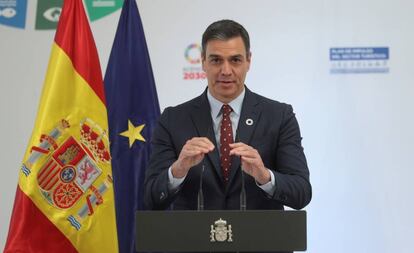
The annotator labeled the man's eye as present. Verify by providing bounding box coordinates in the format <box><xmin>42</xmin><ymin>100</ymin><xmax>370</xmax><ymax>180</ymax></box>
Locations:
<box><xmin>210</xmin><ymin>58</ymin><xmax>221</xmax><ymax>63</ymax></box>
<box><xmin>232</xmin><ymin>58</ymin><xmax>242</xmax><ymax>63</ymax></box>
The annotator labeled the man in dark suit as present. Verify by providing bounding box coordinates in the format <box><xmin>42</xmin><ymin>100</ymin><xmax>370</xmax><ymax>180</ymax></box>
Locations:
<box><xmin>144</xmin><ymin>20</ymin><xmax>311</xmax><ymax>212</ymax></box>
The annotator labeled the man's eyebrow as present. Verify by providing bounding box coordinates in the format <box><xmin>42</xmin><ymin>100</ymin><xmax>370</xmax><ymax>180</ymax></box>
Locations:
<box><xmin>208</xmin><ymin>54</ymin><xmax>244</xmax><ymax>58</ymax></box>
<box><xmin>230</xmin><ymin>54</ymin><xmax>243</xmax><ymax>58</ymax></box>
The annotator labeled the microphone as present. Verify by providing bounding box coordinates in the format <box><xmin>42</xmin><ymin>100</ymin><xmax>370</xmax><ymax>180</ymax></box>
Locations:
<box><xmin>197</xmin><ymin>126</ymin><xmax>212</xmax><ymax>211</ymax></box>
<box><xmin>240</xmin><ymin>161</ymin><xmax>247</xmax><ymax>211</ymax></box>
<box><xmin>197</xmin><ymin>163</ymin><xmax>205</xmax><ymax>211</ymax></box>
<box><xmin>234</xmin><ymin>136</ymin><xmax>247</xmax><ymax>211</ymax></box>
<box><xmin>197</xmin><ymin>127</ymin><xmax>214</xmax><ymax>211</ymax></box>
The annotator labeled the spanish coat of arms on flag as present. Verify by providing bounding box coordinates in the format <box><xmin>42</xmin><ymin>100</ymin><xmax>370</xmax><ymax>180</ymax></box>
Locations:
<box><xmin>4</xmin><ymin>1</ymin><xmax>119</xmax><ymax>252</ymax></box>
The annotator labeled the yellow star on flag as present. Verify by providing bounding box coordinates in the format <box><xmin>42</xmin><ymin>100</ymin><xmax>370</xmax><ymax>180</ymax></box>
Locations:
<box><xmin>120</xmin><ymin>120</ymin><xmax>146</xmax><ymax>147</ymax></box>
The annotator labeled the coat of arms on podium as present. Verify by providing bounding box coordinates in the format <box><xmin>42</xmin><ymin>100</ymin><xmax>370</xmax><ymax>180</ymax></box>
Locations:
<box><xmin>210</xmin><ymin>218</ymin><xmax>233</xmax><ymax>242</ymax></box>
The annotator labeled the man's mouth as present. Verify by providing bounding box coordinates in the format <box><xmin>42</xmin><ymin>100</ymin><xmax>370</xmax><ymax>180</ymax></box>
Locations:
<box><xmin>217</xmin><ymin>80</ymin><xmax>234</xmax><ymax>84</ymax></box>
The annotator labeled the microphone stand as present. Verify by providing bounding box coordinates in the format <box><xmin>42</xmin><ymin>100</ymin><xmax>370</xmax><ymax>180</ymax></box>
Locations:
<box><xmin>240</xmin><ymin>162</ymin><xmax>247</xmax><ymax>211</ymax></box>
<box><xmin>197</xmin><ymin>163</ymin><xmax>205</xmax><ymax>211</ymax></box>
<box><xmin>198</xmin><ymin>126</ymin><xmax>212</xmax><ymax>211</ymax></box>
<box><xmin>234</xmin><ymin>135</ymin><xmax>247</xmax><ymax>211</ymax></box>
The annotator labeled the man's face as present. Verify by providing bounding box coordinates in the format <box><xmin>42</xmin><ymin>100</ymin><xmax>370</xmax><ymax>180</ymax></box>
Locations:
<box><xmin>202</xmin><ymin>36</ymin><xmax>251</xmax><ymax>103</ymax></box>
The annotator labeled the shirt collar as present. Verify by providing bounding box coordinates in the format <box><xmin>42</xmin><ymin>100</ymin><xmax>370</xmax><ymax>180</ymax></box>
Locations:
<box><xmin>207</xmin><ymin>87</ymin><xmax>245</xmax><ymax>119</ymax></box>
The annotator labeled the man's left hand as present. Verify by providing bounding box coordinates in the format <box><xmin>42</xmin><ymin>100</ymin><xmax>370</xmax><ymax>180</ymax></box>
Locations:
<box><xmin>229</xmin><ymin>142</ymin><xmax>270</xmax><ymax>185</ymax></box>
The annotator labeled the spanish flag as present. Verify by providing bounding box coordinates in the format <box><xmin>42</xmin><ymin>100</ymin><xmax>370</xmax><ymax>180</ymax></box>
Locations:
<box><xmin>4</xmin><ymin>1</ymin><xmax>118</xmax><ymax>252</ymax></box>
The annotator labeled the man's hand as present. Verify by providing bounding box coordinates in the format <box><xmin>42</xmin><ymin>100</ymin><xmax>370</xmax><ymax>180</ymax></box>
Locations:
<box><xmin>171</xmin><ymin>137</ymin><xmax>215</xmax><ymax>178</ymax></box>
<box><xmin>229</xmin><ymin>142</ymin><xmax>270</xmax><ymax>185</ymax></box>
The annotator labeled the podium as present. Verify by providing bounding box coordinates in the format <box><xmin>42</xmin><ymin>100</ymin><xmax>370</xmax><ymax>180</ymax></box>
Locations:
<box><xmin>136</xmin><ymin>210</ymin><xmax>306</xmax><ymax>252</ymax></box>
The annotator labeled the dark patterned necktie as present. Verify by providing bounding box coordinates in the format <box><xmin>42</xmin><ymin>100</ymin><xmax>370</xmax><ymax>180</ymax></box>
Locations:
<box><xmin>220</xmin><ymin>104</ymin><xmax>233</xmax><ymax>183</ymax></box>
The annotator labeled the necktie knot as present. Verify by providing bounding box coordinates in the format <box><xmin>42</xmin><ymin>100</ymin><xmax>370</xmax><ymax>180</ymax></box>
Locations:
<box><xmin>222</xmin><ymin>104</ymin><xmax>233</xmax><ymax>115</ymax></box>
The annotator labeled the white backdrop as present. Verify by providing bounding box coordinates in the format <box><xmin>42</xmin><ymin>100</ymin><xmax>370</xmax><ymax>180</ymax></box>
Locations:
<box><xmin>1</xmin><ymin>1</ymin><xmax>414</xmax><ymax>252</ymax></box>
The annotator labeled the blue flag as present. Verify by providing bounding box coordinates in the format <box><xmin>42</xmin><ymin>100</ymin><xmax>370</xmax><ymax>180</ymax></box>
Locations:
<box><xmin>104</xmin><ymin>0</ymin><xmax>160</xmax><ymax>252</ymax></box>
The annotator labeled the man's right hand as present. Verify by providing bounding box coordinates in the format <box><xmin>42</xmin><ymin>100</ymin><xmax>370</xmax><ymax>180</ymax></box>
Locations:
<box><xmin>171</xmin><ymin>137</ymin><xmax>215</xmax><ymax>178</ymax></box>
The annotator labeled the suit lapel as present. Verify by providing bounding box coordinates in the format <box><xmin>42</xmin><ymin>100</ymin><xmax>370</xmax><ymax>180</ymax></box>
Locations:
<box><xmin>227</xmin><ymin>88</ymin><xmax>262</xmax><ymax>189</ymax></box>
<box><xmin>190</xmin><ymin>90</ymin><xmax>222</xmax><ymax>181</ymax></box>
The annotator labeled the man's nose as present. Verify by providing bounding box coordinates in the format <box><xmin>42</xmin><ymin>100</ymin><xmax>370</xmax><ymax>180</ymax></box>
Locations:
<box><xmin>220</xmin><ymin>61</ymin><xmax>232</xmax><ymax>76</ymax></box>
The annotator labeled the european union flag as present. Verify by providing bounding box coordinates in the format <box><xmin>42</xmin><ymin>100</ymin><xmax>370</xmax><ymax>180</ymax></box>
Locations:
<box><xmin>104</xmin><ymin>0</ymin><xmax>160</xmax><ymax>252</ymax></box>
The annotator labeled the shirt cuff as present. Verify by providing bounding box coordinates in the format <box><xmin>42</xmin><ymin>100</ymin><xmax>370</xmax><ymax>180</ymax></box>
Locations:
<box><xmin>168</xmin><ymin>166</ymin><xmax>186</xmax><ymax>191</ymax></box>
<box><xmin>256</xmin><ymin>169</ymin><xmax>276</xmax><ymax>196</ymax></box>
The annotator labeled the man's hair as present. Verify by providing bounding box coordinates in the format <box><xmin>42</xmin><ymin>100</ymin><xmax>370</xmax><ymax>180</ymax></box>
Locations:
<box><xmin>201</xmin><ymin>19</ymin><xmax>250</xmax><ymax>58</ymax></box>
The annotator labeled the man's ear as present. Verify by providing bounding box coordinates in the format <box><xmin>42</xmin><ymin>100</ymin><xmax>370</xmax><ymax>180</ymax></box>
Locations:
<box><xmin>246</xmin><ymin>51</ymin><xmax>252</xmax><ymax>63</ymax></box>
<box><xmin>201</xmin><ymin>53</ymin><xmax>206</xmax><ymax>71</ymax></box>
<box><xmin>246</xmin><ymin>51</ymin><xmax>252</xmax><ymax>71</ymax></box>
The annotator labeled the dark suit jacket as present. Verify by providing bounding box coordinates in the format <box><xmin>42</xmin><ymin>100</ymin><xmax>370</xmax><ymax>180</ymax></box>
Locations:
<box><xmin>144</xmin><ymin>87</ymin><xmax>311</xmax><ymax>211</ymax></box>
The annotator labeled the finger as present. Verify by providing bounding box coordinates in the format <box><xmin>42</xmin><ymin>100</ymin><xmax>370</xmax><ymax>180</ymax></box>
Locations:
<box><xmin>183</xmin><ymin>146</ymin><xmax>210</xmax><ymax>157</ymax></box>
<box><xmin>183</xmin><ymin>149</ymin><xmax>205</xmax><ymax>155</ymax></box>
<box><xmin>189</xmin><ymin>137</ymin><xmax>215</xmax><ymax>151</ymax></box>
<box><xmin>198</xmin><ymin>137</ymin><xmax>215</xmax><ymax>147</ymax></box>
<box><xmin>231</xmin><ymin>143</ymin><xmax>254</xmax><ymax>150</ymax></box>
<box><xmin>192</xmin><ymin>137</ymin><xmax>214</xmax><ymax>146</ymax></box>
<box><xmin>240</xmin><ymin>156</ymin><xmax>258</xmax><ymax>164</ymax></box>
<box><xmin>229</xmin><ymin>146</ymin><xmax>255</xmax><ymax>156</ymax></box>
<box><xmin>229</xmin><ymin>142</ymin><xmax>247</xmax><ymax>148</ymax></box>
<box><xmin>186</xmin><ymin>139</ymin><xmax>212</xmax><ymax>150</ymax></box>
<box><xmin>186</xmin><ymin>142</ymin><xmax>214</xmax><ymax>154</ymax></box>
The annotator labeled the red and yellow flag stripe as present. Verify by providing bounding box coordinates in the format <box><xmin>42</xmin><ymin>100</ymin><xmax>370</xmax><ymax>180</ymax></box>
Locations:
<box><xmin>5</xmin><ymin>1</ymin><xmax>118</xmax><ymax>252</ymax></box>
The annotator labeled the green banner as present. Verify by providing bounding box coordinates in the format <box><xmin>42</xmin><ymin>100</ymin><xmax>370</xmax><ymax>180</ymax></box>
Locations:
<box><xmin>85</xmin><ymin>0</ymin><xmax>123</xmax><ymax>22</ymax></box>
<box><xmin>35</xmin><ymin>0</ymin><xmax>63</xmax><ymax>30</ymax></box>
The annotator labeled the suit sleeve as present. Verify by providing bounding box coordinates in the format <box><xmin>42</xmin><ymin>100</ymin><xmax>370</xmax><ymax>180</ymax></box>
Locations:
<box><xmin>270</xmin><ymin>104</ymin><xmax>312</xmax><ymax>209</ymax></box>
<box><xmin>144</xmin><ymin>107</ymin><xmax>181</xmax><ymax>210</ymax></box>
